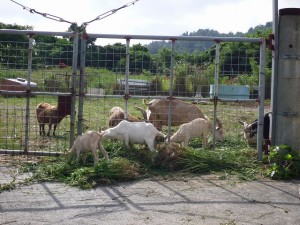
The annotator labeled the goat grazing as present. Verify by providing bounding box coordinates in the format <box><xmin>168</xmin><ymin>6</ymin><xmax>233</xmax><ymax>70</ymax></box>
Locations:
<box><xmin>68</xmin><ymin>131</ymin><xmax>109</xmax><ymax>166</ymax></box>
<box><xmin>142</xmin><ymin>99</ymin><xmax>206</xmax><ymax>131</ymax></box>
<box><xmin>36</xmin><ymin>96</ymin><xmax>71</xmax><ymax>136</ymax></box>
<box><xmin>169</xmin><ymin>116</ymin><xmax>224</xmax><ymax>147</ymax></box>
<box><xmin>108</xmin><ymin>106</ymin><xmax>141</xmax><ymax>127</ymax></box>
<box><xmin>102</xmin><ymin>120</ymin><xmax>165</xmax><ymax>152</ymax></box>
<box><xmin>239</xmin><ymin>112</ymin><xmax>272</xmax><ymax>148</ymax></box>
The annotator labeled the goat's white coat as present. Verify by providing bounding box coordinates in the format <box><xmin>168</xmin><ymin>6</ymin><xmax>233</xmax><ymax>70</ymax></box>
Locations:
<box><xmin>169</xmin><ymin>117</ymin><xmax>224</xmax><ymax>147</ymax></box>
<box><xmin>69</xmin><ymin>131</ymin><xmax>109</xmax><ymax>166</ymax></box>
<box><xmin>102</xmin><ymin>120</ymin><xmax>165</xmax><ymax>152</ymax></box>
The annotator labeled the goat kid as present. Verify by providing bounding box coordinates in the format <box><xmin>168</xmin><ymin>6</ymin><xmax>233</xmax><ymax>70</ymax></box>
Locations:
<box><xmin>69</xmin><ymin>131</ymin><xmax>109</xmax><ymax>166</ymax></box>
<box><xmin>239</xmin><ymin>112</ymin><xmax>272</xmax><ymax>149</ymax></box>
<box><xmin>102</xmin><ymin>120</ymin><xmax>165</xmax><ymax>152</ymax></box>
<box><xmin>169</xmin><ymin>116</ymin><xmax>224</xmax><ymax>147</ymax></box>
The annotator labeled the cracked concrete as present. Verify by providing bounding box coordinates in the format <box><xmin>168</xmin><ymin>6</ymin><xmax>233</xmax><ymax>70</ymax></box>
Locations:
<box><xmin>1</xmin><ymin>160</ymin><xmax>300</xmax><ymax>225</ymax></box>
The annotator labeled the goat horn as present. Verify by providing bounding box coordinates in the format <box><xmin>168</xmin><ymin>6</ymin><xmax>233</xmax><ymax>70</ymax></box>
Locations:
<box><xmin>134</xmin><ymin>106</ymin><xmax>147</xmax><ymax>121</ymax></box>
<box><xmin>143</xmin><ymin>99</ymin><xmax>151</xmax><ymax>106</ymax></box>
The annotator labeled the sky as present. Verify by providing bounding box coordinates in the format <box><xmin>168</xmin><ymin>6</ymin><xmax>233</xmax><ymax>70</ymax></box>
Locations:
<box><xmin>1</xmin><ymin>0</ymin><xmax>300</xmax><ymax>44</ymax></box>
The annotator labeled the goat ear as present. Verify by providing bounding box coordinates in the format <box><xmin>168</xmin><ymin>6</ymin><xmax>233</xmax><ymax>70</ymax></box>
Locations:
<box><xmin>216</xmin><ymin>117</ymin><xmax>222</xmax><ymax>128</ymax></box>
<box><xmin>99</xmin><ymin>127</ymin><xmax>105</xmax><ymax>132</ymax></box>
<box><xmin>239</xmin><ymin>121</ymin><xmax>245</xmax><ymax>125</ymax></box>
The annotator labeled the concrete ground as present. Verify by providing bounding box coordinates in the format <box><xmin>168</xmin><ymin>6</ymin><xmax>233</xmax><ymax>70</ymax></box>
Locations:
<box><xmin>1</xmin><ymin>161</ymin><xmax>300</xmax><ymax>225</ymax></box>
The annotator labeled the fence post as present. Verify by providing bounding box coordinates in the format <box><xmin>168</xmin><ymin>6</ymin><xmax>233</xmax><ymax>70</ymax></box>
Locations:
<box><xmin>257</xmin><ymin>38</ymin><xmax>266</xmax><ymax>161</ymax></box>
<box><xmin>124</xmin><ymin>38</ymin><xmax>130</xmax><ymax>118</ymax></box>
<box><xmin>77</xmin><ymin>33</ymin><xmax>87</xmax><ymax>136</ymax></box>
<box><xmin>24</xmin><ymin>35</ymin><xmax>34</xmax><ymax>152</ymax></box>
<box><xmin>70</xmin><ymin>31</ymin><xmax>79</xmax><ymax>147</ymax></box>
<box><xmin>167</xmin><ymin>39</ymin><xmax>176</xmax><ymax>142</ymax></box>
<box><xmin>212</xmin><ymin>42</ymin><xmax>221</xmax><ymax>150</ymax></box>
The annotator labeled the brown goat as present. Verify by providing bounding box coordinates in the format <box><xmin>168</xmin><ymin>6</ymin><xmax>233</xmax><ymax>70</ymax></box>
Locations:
<box><xmin>108</xmin><ymin>106</ymin><xmax>142</xmax><ymax>127</ymax></box>
<box><xmin>142</xmin><ymin>99</ymin><xmax>206</xmax><ymax>131</ymax></box>
<box><xmin>36</xmin><ymin>99</ymin><xmax>71</xmax><ymax>136</ymax></box>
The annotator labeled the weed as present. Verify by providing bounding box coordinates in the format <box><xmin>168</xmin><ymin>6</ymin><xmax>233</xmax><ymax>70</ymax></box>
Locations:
<box><xmin>266</xmin><ymin>145</ymin><xmax>300</xmax><ymax>179</ymax></box>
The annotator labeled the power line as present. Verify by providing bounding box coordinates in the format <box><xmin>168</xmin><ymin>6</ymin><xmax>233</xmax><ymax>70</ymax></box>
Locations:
<box><xmin>10</xmin><ymin>0</ymin><xmax>74</xmax><ymax>24</ymax></box>
<box><xmin>83</xmin><ymin>0</ymin><xmax>139</xmax><ymax>26</ymax></box>
<box><xmin>10</xmin><ymin>0</ymin><xmax>140</xmax><ymax>29</ymax></box>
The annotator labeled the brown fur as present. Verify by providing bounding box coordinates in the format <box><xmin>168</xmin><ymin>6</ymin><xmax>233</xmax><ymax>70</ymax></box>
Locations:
<box><xmin>36</xmin><ymin>102</ymin><xmax>69</xmax><ymax>136</ymax></box>
<box><xmin>108</xmin><ymin>107</ymin><xmax>140</xmax><ymax>127</ymax></box>
<box><xmin>144</xmin><ymin>99</ymin><xmax>206</xmax><ymax>130</ymax></box>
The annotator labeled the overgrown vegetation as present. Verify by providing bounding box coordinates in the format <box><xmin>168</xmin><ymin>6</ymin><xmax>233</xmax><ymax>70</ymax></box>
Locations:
<box><xmin>266</xmin><ymin>145</ymin><xmax>300</xmax><ymax>179</ymax></box>
<box><xmin>0</xmin><ymin>139</ymin><xmax>261</xmax><ymax>192</ymax></box>
<box><xmin>2</xmin><ymin>141</ymin><xmax>299</xmax><ymax>193</ymax></box>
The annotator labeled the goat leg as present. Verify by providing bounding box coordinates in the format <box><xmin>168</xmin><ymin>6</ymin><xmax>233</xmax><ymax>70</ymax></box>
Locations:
<box><xmin>40</xmin><ymin>124</ymin><xmax>46</xmax><ymax>136</ymax></box>
<box><xmin>47</xmin><ymin>124</ymin><xmax>52</xmax><ymax>136</ymax></box>
<box><xmin>53</xmin><ymin>124</ymin><xmax>57</xmax><ymax>136</ymax></box>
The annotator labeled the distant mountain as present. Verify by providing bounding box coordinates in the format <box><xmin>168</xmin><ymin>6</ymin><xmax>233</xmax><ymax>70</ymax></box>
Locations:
<box><xmin>147</xmin><ymin>22</ymin><xmax>272</xmax><ymax>54</ymax></box>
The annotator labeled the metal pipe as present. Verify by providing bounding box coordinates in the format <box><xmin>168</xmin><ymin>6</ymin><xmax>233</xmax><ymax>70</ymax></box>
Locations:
<box><xmin>88</xmin><ymin>33</ymin><xmax>262</xmax><ymax>43</ymax></box>
<box><xmin>24</xmin><ymin>36</ymin><xmax>33</xmax><ymax>153</ymax></box>
<box><xmin>257</xmin><ymin>38</ymin><xmax>266</xmax><ymax>161</ymax></box>
<box><xmin>212</xmin><ymin>42</ymin><xmax>221</xmax><ymax>149</ymax></box>
<box><xmin>70</xmin><ymin>31</ymin><xmax>79</xmax><ymax>147</ymax></box>
<box><xmin>0</xmin><ymin>29</ymin><xmax>263</xmax><ymax>43</ymax></box>
<box><xmin>0</xmin><ymin>149</ymin><xmax>61</xmax><ymax>157</ymax></box>
<box><xmin>167</xmin><ymin>40</ymin><xmax>176</xmax><ymax>143</ymax></box>
<box><xmin>0</xmin><ymin>29</ymin><xmax>73</xmax><ymax>36</ymax></box>
<box><xmin>270</xmin><ymin>0</ymin><xmax>279</xmax><ymax>145</ymax></box>
<box><xmin>77</xmin><ymin>35</ymin><xmax>87</xmax><ymax>135</ymax></box>
<box><xmin>124</xmin><ymin>38</ymin><xmax>130</xmax><ymax>119</ymax></box>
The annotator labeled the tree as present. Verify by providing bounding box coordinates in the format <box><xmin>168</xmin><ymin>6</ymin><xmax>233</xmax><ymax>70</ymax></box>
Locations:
<box><xmin>0</xmin><ymin>23</ymin><xmax>33</xmax><ymax>69</ymax></box>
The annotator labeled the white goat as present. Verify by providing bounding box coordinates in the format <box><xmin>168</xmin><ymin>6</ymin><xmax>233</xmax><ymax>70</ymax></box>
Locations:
<box><xmin>69</xmin><ymin>131</ymin><xmax>109</xmax><ymax>166</ymax></box>
<box><xmin>169</xmin><ymin>116</ymin><xmax>224</xmax><ymax>147</ymax></box>
<box><xmin>102</xmin><ymin>120</ymin><xmax>165</xmax><ymax>152</ymax></box>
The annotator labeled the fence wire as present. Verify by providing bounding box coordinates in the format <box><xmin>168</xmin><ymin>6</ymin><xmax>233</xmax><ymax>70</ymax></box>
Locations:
<box><xmin>0</xmin><ymin>30</ymin><xmax>266</xmax><ymax>159</ymax></box>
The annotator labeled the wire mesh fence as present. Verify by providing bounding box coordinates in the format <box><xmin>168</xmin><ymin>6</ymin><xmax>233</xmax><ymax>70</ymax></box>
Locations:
<box><xmin>0</xmin><ymin>30</ymin><xmax>266</xmax><ymax>157</ymax></box>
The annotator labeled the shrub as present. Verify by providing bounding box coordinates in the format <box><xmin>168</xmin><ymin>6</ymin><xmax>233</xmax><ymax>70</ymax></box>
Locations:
<box><xmin>267</xmin><ymin>145</ymin><xmax>300</xmax><ymax>179</ymax></box>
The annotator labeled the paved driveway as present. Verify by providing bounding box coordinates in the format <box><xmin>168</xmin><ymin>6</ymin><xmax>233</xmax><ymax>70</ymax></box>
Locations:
<box><xmin>1</xmin><ymin>162</ymin><xmax>300</xmax><ymax>225</ymax></box>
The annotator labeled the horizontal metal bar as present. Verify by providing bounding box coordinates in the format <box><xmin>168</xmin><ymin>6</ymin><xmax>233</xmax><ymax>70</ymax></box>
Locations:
<box><xmin>277</xmin><ymin>112</ymin><xmax>300</xmax><ymax>117</ymax></box>
<box><xmin>0</xmin><ymin>149</ymin><xmax>62</xmax><ymax>156</ymax></box>
<box><xmin>87</xmin><ymin>33</ymin><xmax>262</xmax><ymax>43</ymax></box>
<box><xmin>32</xmin><ymin>92</ymin><xmax>72</xmax><ymax>96</ymax></box>
<box><xmin>84</xmin><ymin>94</ymin><xmax>258</xmax><ymax>103</ymax></box>
<box><xmin>0</xmin><ymin>29</ymin><xmax>262</xmax><ymax>43</ymax></box>
<box><xmin>0</xmin><ymin>29</ymin><xmax>73</xmax><ymax>37</ymax></box>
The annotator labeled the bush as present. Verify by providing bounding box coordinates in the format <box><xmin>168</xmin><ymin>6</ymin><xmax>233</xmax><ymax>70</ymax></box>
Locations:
<box><xmin>267</xmin><ymin>145</ymin><xmax>300</xmax><ymax>179</ymax></box>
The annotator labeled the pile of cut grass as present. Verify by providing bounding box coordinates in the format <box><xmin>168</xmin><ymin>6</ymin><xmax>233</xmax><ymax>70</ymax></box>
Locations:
<box><xmin>7</xmin><ymin>140</ymin><xmax>264</xmax><ymax>191</ymax></box>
